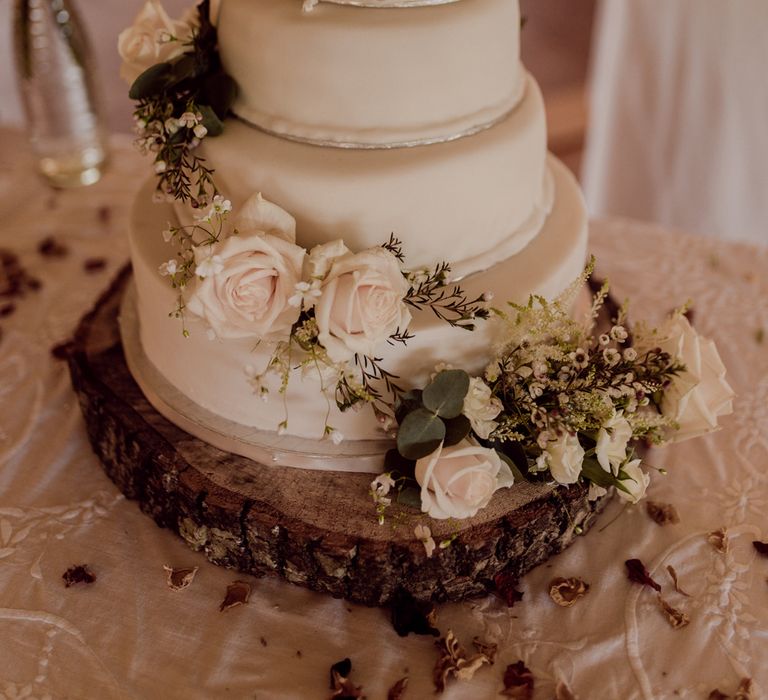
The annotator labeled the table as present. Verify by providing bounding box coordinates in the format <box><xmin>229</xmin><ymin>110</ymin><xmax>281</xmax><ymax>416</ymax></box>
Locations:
<box><xmin>0</xmin><ymin>130</ymin><xmax>766</xmax><ymax>699</ymax></box>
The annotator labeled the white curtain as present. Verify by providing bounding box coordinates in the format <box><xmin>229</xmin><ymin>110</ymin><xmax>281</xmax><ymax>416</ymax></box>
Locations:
<box><xmin>582</xmin><ymin>0</ymin><xmax>768</xmax><ymax>246</ymax></box>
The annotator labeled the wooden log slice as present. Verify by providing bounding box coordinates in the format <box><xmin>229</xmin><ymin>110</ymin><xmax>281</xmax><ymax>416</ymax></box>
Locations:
<box><xmin>67</xmin><ymin>267</ymin><xmax>611</xmax><ymax>606</ymax></box>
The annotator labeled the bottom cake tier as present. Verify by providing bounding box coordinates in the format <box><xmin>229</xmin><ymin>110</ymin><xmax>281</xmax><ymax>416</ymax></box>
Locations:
<box><xmin>68</xmin><ymin>269</ymin><xmax>611</xmax><ymax>606</ymax></box>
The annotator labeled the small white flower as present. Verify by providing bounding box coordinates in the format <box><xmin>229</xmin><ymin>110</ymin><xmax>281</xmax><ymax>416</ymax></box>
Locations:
<box><xmin>599</xmin><ymin>334</ymin><xmax>611</xmax><ymax>346</ymax></box>
<box><xmin>533</xmin><ymin>451</ymin><xmax>549</xmax><ymax>472</ymax></box>
<box><xmin>623</xmin><ymin>347</ymin><xmax>638</xmax><ymax>362</ymax></box>
<box><xmin>569</xmin><ymin>348</ymin><xmax>589</xmax><ymax>369</ymax></box>
<box><xmin>154</xmin><ymin>160</ymin><xmax>167</xmax><ymax>173</ymax></box>
<box><xmin>596</xmin><ymin>410</ymin><xmax>632</xmax><ymax>475</ymax></box>
<box><xmin>178</xmin><ymin>111</ymin><xmax>199</xmax><ymax>128</ymax></box>
<box><xmin>463</xmin><ymin>376</ymin><xmax>503</xmax><ymax>440</ymax></box>
<box><xmin>617</xmin><ymin>459</ymin><xmax>650</xmax><ymax>503</ymax></box>
<box><xmin>288</xmin><ymin>280</ymin><xmax>322</xmax><ymax>309</ymax></box>
<box><xmin>603</xmin><ymin>348</ymin><xmax>621</xmax><ymax>367</ymax></box>
<box><xmin>164</xmin><ymin>118</ymin><xmax>180</xmax><ymax>135</ymax></box>
<box><xmin>482</xmin><ymin>291</ymin><xmax>494</xmax><ymax>302</ymax></box>
<box><xmin>529</xmin><ymin>382</ymin><xmax>545</xmax><ymax>399</ymax></box>
<box><xmin>193</xmin><ymin>124</ymin><xmax>208</xmax><ymax>139</ymax></box>
<box><xmin>211</xmin><ymin>195</ymin><xmax>232</xmax><ymax>215</ymax></box>
<box><xmin>611</xmin><ymin>325</ymin><xmax>629</xmax><ymax>343</ymax></box>
<box><xmin>327</xmin><ymin>427</ymin><xmax>344</xmax><ymax>445</ymax></box>
<box><xmin>158</xmin><ymin>259</ymin><xmax>177</xmax><ymax>276</ymax></box>
<box><xmin>194</xmin><ymin>251</ymin><xmax>224</xmax><ymax>279</ymax></box>
<box><xmin>277</xmin><ymin>422</ymin><xmax>287</xmax><ymax>436</ymax></box>
<box><xmin>414</xmin><ymin>524</ymin><xmax>436</xmax><ymax>558</ymax></box>
<box><xmin>155</xmin><ymin>28</ymin><xmax>175</xmax><ymax>44</ymax></box>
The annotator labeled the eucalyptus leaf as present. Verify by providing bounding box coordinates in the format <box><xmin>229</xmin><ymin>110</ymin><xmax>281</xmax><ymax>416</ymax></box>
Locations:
<box><xmin>202</xmin><ymin>73</ymin><xmax>238</xmax><ymax>119</ymax></box>
<box><xmin>443</xmin><ymin>414</ymin><xmax>471</xmax><ymax>447</ymax></box>
<box><xmin>198</xmin><ymin>104</ymin><xmax>224</xmax><ymax>136</ymax></box>
<box><xmin>421</xmin><ymin>369</ymin><xmax>470</xmax><ymax>419</ymax></box>
<box><xmin>128</xmin><ymin>62</ymin><xmax>174</xmax><ymax>100</ymax></box>
<box><xmin>395</xmin><ymin>389</ymin><xmax>423</xmax><ymax>426</ymax></box>
<box><xmin>396</xmin><ymin>484</ymin><xmax>423</xmax><ymax>510</ymax></box>
<box><xmin>397</xmin><ymin>408</ymin><xmax>445</xmax><ymax>460</ymax></box>
<box><xmin>170</xmin><ymin>53</ymin><xmax>199</xmax><ymax>83</ymax></box>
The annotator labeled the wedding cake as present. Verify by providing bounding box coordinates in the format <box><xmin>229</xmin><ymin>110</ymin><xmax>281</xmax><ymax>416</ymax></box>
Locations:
<box><xmin>125</xmin><ymin>0</ymin><xmax>588</xmax><ymax>446</ymax></box>
<box><xmin>112</xmin><ymin>0</ymin><xmax>732</xmax><ymax>600</ymax></box>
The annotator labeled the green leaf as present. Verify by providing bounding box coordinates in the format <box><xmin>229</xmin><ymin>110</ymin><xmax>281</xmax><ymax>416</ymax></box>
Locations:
<box><xmin>128</xmin><ymin>62</ymin><xmax>174</xmax><ymax>100</ymax></box>
<box><xmin>202</xmin><ymin>73</ymin><xmax>238</xmax><ymax>120</ymax></box>
<box><xmin>421</xmin><ymin>369</ymin><xmax>470</xmax><ymax>419</ymax></box>
<box><xmin>198</xmin><ymin>104</ymin><xmax>224</xmax><ymax>136</ymax></box>
<box><xmin>498</xmin><ymin>451</ymin><xmax>528</xmax><ymax>483</ymax></box>
<box><xmin>397</xmin><ymin>408</ymin><xmax>445</xmax><ymax>460</ymax></box>
<box><xmin>395</xmin><ymin>390</ymin><xmax>423</xmax><ymax>426</ymax></box>
<box><xmin>383</xmin><ymin>449</ymin><xmax>415</xmax><ymax>479</ymax></box>
<box><xmin>170</xmin><ymin>53</ymin><xmax>199</xmax><ymax>83</ymax></box>
<box><xmin>443</xmin><ymin>414</ymin><xmax>471</xmax><ymax>447</ymax></box>
<box><xmin>396</xmin><ymin>484</ymin><xmax>423</xmax><ymax>510</ymax></box>
<box><xmin>580</xmin><ymin>457</ymin><xmax>632</xmax><ymax>495</ymax></box>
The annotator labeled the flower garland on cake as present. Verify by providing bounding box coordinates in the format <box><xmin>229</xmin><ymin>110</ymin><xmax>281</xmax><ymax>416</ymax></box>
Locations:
<box><xmin>121</xmin><ymin>1</ymin><xmax>735</xmax><ymax>535</ymax></box>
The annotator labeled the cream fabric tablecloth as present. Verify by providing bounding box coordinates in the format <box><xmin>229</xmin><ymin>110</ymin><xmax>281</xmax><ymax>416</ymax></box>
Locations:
<box><xmin>0</xmin><ymin>131</ymin><xmax>767</xmax><ymax>700</ymax></box>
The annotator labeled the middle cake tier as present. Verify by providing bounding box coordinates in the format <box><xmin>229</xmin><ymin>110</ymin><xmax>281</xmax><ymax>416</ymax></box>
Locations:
<box><xmin>180</xmin><ymin>74</ymin><xmax>548</xmax><ymax>276</ymax></box>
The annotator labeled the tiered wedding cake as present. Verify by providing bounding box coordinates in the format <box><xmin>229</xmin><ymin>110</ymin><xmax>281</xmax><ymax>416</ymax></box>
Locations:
<box><xmin>126</xmin><ymin>0</ymin><xmax>588</xmax><ymax>446</ymax></box>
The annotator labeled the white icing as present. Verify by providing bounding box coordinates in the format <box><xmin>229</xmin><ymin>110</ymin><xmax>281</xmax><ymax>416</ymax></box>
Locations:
<box><xmin>217</xmin><ymin>0</ymin><xmax>524</xmax><ymax>146</ymax></box>
<box><xmin>176</xmin><ymin>74</ymin><xmax>548</xmax><ymax>274</ymax></box>
<box><xmin>130</xmin><ymin>156</ymin><xmax>588</xmax><ymax>443</ymax></box>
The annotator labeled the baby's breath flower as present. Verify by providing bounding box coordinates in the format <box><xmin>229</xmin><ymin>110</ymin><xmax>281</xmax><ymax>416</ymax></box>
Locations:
<box><xmin>288</xmin><ymin>280</ymin><xmax>322</xmax><ymax>309</ymax></box>
<box><xmin>325</xmin><ymin>426</ymin><xmax>344</xmax><ymax>445</ymax></box>
<box><xmin>277</xmin><ymin>421</ymin><xmax>288</xmax><ymax>436</ymax></box>
<box><xmin>195</xmin><ymin>252</ymin><xmax>224</xmax><ymax>278</ymax></box>
<box><xmin>158</xmin><ymin>259</ymin><xmax>177</xmax><ymax>276</ymax></box>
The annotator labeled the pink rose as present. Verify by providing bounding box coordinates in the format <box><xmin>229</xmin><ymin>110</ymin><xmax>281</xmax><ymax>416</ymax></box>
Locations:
<box><xmin>187</xmin><ymin>233</ymin><xmax>305</xmax><ymax>340</ymax></box>
<box><xmin>314</xmin><ymin>248</ymin><xmax>411</xmax><ymax>363</ymax></box>
<box><xmin>415</xmin><ymin>440</ymin><xmax>514</xmax><ymax>520</ymax></box>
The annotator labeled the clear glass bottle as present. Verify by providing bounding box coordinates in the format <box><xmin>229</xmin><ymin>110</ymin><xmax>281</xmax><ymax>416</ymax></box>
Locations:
<box><xmin>13</xmin><ymin>0</ymin><xmax>109</xmax><ymax>188</ymax></box>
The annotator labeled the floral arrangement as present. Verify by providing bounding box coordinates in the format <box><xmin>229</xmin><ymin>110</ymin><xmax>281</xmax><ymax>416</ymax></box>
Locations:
<box><xmin>118</xmin><ymin>0</ymin><xmax>234</xmax><ymax>205</ymax></box>
<box><xmin>371</xmin><ymin>263</ymin><xmax>734</xmax><ymax>525</ymax></box>
<box><xmin>159</xmin><ymin>192</ymin><xmax>488</xmax><ymax>440</ymax></box>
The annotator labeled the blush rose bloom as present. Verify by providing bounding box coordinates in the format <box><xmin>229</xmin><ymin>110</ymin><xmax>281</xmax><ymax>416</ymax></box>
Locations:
<box><xmin>186</xmin><ymin>210</ymin><xmax>305</xmax><ymax>339</ymax></box>
<box><xmin>118</xmin><ymin>0</ymin><xmax>196</xmax><ymax>85</ymax></box>
<box><xmin>541</xmin><ymin>432</ymin><xmax>584</xmax><ymax>485</ymax></box>
<box><xmin>314</xmin><ymin>248</ymin><xmax>411</xmax><ymax>363</ymax></box>
<box><xmin>415</xmin><ymin>440</ymin><xmax>514</xmax><ymax>520</ymax></box>
<box><xmin>657</xmin><ymin>314</ymin><xmax>735</xmax><ymax>442</ymax></box>
<box><xmin>596</xmin><ymin>410</ymin><xmax>632</xmax><ymax>475</ymax></box>
<box><xmin>616</xmin><ymin>459</ymin><xmax>650</xmax><ymax>503</ymax></box>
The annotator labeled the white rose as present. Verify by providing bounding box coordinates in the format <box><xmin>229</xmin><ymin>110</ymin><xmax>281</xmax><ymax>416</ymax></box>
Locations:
<box><xmin>541</xmin><ymin>432</ymin><xmax>584</xmax><ymax>485</ymax></box>
<box><xmin>616</xmin><ymin>459</ymin><xmax>650</xmax><ymax>503</ymax></box>
<box><xmin>415</xmin><ymin>440</ymin><xmax>514</xmax><ymax>520</ymax></box>
<box><xmin>314</xmin><ymin>248</ymin><xmax>412</xmax><ymax>363</ymax></box>
<box><xmin>186</xmin><ymin>233</ymin><xmax>305</xmax><ymax>340</ymax></box>
<box><xmin>118</xmin><ymin>0</ymin><xmax>195</xmax><ymax>85</ymax></box>
<box><xmin>595</xmin><ymin>410</ymin><xmax>632</xmax><ymax>475</ymax></box>
<box><xmin>463</xmin><ymin>377</ymin><xmax>503</xmax><ymax>440</ymax></box>
<box><xmin>657</xmin><ymin>314</ymin><xmax>734</xmax><ymax>442</ymax></box>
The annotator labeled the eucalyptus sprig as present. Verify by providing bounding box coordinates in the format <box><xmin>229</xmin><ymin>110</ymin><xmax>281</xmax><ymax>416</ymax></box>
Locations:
<box><xmin>129</xmin><ymin>0</ymin><xmax>236</xmax><ymax>205</ymax></box>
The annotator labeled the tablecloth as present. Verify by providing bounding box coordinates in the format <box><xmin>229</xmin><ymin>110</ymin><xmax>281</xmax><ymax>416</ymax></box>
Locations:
<box><xmin>0</xmin><ymin>130</ymin><xmax>766</xmax><ymax>700</ymax></box>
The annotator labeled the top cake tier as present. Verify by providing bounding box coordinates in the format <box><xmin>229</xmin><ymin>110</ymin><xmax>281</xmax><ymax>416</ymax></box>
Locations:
<box><xmin>217</xmin><ymin>0</ymin><xmax>523</xmax><ymax>147</ymax></box>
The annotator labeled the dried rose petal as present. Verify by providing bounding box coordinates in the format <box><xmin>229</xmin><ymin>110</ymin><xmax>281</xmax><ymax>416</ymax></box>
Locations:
<box><xmin>163</xmin><ymin>565</ymin><xmax>198</xmax><ymax>591</ymax></box>
<box><xmin>494</xmin><ymin>572</ymin><xmax>524</xmax><ymax>607</ymax></box>
<box><xmin>645</xmin><ymin>501</ymin><xmax>680</xmax><ymax>526</ymax></box>
<box><xmin>329</xmin><ymin>658</ymin><xmax>365</xmax><ymax>699</ymax></box>
<box><xmin>38</xmin><ymin>236</ymin><xmax>68</xmax><ymax>258</ymax></box>
<box><xmin>502</xmin><ymin>661</ymin><xmax>534</xmax><ymax>699</ymax></box>
<box><xmin>708</xmin><ymin>528</ymin><xmax>729</xmax><ymax>554</ymax></box>
<box><xmin>657</xmin><ymin>594</ymin><xmax>689</xmax><ymax>629</ymax></box>
<box><xmin>666</xmin><ymin>565</ymin><xmax>691</xmax><ymax>597</ymax></box>
<box><xmin>735</xmin><ymin>678</ymin><xmax>754</xmax><ymax>700</ymax></box>
<box><xmin>387</xmin><ymin>677</ymin><xmax>408</xmax><ymax>700</ymax></box>
<box><xmin>472</xmin><ymin>637</ymin><xmax>498</xmax><ymax>664</ymax></box>
<box><xmin>625</xmin><ymin>559</ymin><xmax>661</xmax><ymax>592</ymax></box>
<box><xmin>549</xmin><ymin>577</ymin><xmax>590</xmax><ymax>607</ymax></box>
<box><xmin>555</xmin><ymin>681</ymin><xmax>577</xmax><ymax>700</ymax></box>
<box><xmin>62</xmin><ymin>564</ymin><xmax>96</xmax><ymax>587</ymax></box>
<box><xmin>433</xmin><ymin>631</ymin><xmax>493</xmax><ymax>692</ymax></box>
<box><xmin>0</xmin><ymin>303</ymin><xmax>15</xmax><ymax>318</ymax></box>
<box><xmin>219</xmin><ymin>580</ymin><xmax>251</xmax><ymax>611</ymax></box>
<box><xmin>51</xmin><ymin>342</ymin><xmax>72</xmax><ymax>360</ymax></box>
<box><xmin>390</xmin><ymin>589</ymin><xmax>439</xmax><ymax>638</ymax></box>
<box><xmin>708</xmin><ymin>691</ymin><xmax>729</xmax><ymax>700</ymax></box>
<box><xmin>83</xmin><ymin>257</ymin><xmax>107</xmax><ymax>273</ymax></box>
<box><xmin>753</xmin><ymin>541</ymin><xmax>768</xmax><ymax>557</ymax></box>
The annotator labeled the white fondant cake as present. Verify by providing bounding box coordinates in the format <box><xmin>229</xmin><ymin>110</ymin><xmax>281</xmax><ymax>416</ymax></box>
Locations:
<box><xmin>125</xmin><ymin>0</ymin><xmax>589</xmax><ymax>450</ymax></box>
